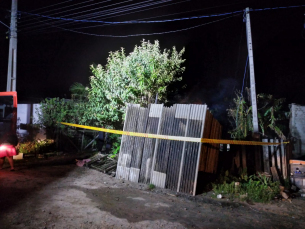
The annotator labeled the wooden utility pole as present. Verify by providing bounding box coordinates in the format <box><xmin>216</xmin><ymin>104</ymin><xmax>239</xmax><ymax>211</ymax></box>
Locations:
<box><xmin>245</xmin><ymin>7</ymin><xmax>259</xmax><ymax>134</ymax></box>
<box><xmin>7</xmin><ymin>0</ymin><xmax>18</xmax><ymax>92</ymax></box>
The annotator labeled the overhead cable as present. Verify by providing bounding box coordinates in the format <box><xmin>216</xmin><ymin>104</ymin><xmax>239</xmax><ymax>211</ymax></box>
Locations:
<box><xmin>19</xmin><ymin>9</ymin><xmax>244</xmax><ymax>24</ymax></box>
<box><xmin>26</xmin><ymin>13</ymin><xmax>241</xmax><ymax>38</ymax></box>
<box><xmin>18</xmin><ymin>4</ymin><xmax>305</xmax><ymax>26</ymax></box>
<box><xmin>0</xmin><ymin>20</ymin><xmax>10</xmax><ymax>29</ymax></box>
<box><xmin>19</xmin><ymin>0</ymin><xmax>113</xmax><ymax>26</ymax></box>
<box><xmin>19</xmin><ymin>0</ymin><xmax>159</xmax><ymax>31</ymax></box>
<box><xmin>38</xmin><ymin>0</ymin><xmax>240</xmax><ymax>32</ymax></box>
<box><xmin>21</xmin><ymin>0</ymin><xmax>101</xmax><ymax>23</ymax></box>
<box><xmin>20</xmin><ymin>0</ymin><xmax>172</xmax><ymax>33</ymax></box>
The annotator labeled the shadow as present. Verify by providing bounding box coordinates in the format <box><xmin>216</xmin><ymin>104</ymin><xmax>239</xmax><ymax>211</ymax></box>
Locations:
<box><xmin>195</xmin><ymin>171</ymin><xmax>218</xmax><ymax>194</ymax></box>
<box><xmin>0</xmin><ymin>154</ymin><xmax>89</xmax><ymax>219</ymax></box>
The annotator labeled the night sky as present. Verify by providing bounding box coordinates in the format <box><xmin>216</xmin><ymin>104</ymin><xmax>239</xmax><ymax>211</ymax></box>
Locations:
<box><xmin>1</xmin><ymin>0</ymin><xmax>305</xmax><ymax>126</ymax></box>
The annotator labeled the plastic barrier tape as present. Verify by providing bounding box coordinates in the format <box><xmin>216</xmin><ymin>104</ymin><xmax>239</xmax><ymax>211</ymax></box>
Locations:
<box><xmin>60</xmin><ymin>122</ymin><xmax>288</xmax><ymax>146</ymax></box>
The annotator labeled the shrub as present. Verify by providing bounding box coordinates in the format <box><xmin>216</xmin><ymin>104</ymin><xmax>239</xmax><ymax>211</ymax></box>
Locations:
<box><xmin>16</xmin><ymin>139</ymin><xmax>55</xmax><ymax>154</ymax></box>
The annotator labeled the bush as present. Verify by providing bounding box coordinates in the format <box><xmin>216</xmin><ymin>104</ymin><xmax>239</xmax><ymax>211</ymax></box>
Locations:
<box><xmin>16</xmin><ymin>139</ymin><xmax>55</xmax><ymax>154</ymax></box>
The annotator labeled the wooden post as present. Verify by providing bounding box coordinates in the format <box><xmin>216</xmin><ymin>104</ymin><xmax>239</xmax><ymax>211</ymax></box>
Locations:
<box><xmin>241</xmin><ymin>145</ymin><xmax>247</xmax><ymax>169</ymax></box>
<box><xmin>275</xmin><ymin>139</ymin><xmax>282</xmax><ymax>175</ymax></box>
<box><xmin>270</xmin><ymin>139</ymin><xmax>275</xmax><ymax>167</ymax></box>
<box><xmin>281</xmin><ymin>140</ymin><xmax>287</xmax><ymax>180</ymax></box>
<box><xmin>262</xmin><ymin>139</ymin><xmax>270</xmax><ymax>174</ymax></box>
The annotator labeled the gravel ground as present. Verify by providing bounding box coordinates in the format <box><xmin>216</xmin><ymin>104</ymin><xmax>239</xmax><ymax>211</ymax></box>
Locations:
<box><xmin>0</xmin><ymin>155</ymin><xmax>305</xmax><ymax>229</ymax></box>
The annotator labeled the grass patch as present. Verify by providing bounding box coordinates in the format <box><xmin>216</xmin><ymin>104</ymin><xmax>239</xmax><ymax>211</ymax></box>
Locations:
<box><xmin>148</xmin><ymin>184</ymin><xmax>155</xmax><ymax>190</ymax></box>
<box><xmin>212</xmin><ymin>170</ymin><xmax>280</xmax><ymax>203</ymax></box>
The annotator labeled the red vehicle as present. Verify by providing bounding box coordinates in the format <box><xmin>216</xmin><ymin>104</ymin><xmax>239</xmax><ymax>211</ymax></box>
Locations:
<box><xmin>0</xmin><ymin>91</ymin><xmax>17</xmax><ymax>143</ymax></box>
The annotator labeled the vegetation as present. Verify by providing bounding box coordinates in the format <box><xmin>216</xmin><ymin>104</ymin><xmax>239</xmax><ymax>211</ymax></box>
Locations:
<box><xmin>148</xmin><ymin>184</ymin><xmax>156</xmax><ymax>190</ymax></box>
<box><xmin>16</xmin><ymin>139</ymin><xmax>55</xmax><ymax>154</ymax></box>
<box><xmin>212</xmin><ymin>170</ymin><xmax>280</xmax><ymax>203</ymax></box>
<box><xmin>37</xmin><ymin>40</ymin><xmax>186</xmax><ymax>156</ymax></box>
<box><xmin>108</xmin><ymin>134</ymin><xmax>121</xmax><ymax>159</ymax></box>
<box><xmin>88</xmin><ymin>39</ymin><xmax>185</xmax><ymax>129</ymax></box>
<box><xmin>227</xmin><ymin>89</ymin><xmax>288</xmax><ymax>140</ymax></box>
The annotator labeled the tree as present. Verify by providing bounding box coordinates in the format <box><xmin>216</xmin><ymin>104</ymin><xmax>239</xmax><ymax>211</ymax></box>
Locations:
<box><xmin>69</xmin><ymin>82</ymin><xmax>88</xmax><ymax>101</ymax></box>
<box><xmin>227</xmin><ymin>89</ymin><xmax>287</xmax><ymax>140</ymax></box>
<box><xmin>87</xmin><ymin>40</ymin><xmax>185</xmax><ymax>129</ymax></box>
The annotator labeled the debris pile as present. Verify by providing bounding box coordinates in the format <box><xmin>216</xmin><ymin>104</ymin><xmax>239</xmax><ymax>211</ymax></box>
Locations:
<box><xmin>81</xmin><ymin>153</ymin><xmax>117</xmax><ymax>175</ymax></box>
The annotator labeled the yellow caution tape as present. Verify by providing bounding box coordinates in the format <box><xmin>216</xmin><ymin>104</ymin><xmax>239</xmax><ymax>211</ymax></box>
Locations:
<box><xmin>60</xmin><ymin>122</ymin><xmax>288</xmax><ymax>146</ymax></box>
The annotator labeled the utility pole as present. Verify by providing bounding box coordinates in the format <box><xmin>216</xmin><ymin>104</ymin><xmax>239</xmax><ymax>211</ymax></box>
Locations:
<box><xmin>6</xmin><ymin>0</ymin><xmax>18</xmax><ymax>92</ymax></box>
<box><xmin>245</xmin><ymin>7</ymin><xmax>259</xmax><ymax>134</ymax></box>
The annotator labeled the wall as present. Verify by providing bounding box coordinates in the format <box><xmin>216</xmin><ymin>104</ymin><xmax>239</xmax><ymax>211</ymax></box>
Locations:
<box><xmin>17</xmin><ymin>104</ymin><xmax>45</xmax><ymax>140</ymax></box>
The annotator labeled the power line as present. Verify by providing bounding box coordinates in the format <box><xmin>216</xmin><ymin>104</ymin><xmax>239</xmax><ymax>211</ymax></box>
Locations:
<box><xmin>0</xmin><ymin>20</ymin><xmax>10</xmax><ymax>29</ymax></box>
<box><xmin>39</xmin><ymin>0</ymin><xmax>242</xmax><ymax>33</ymax></box>
<box><xmin>22</xmin><ymin>0</ymin><xmax>188</xmax><ymax>35</ymax></box>
<box><xmin>21</xmin><ymin>0</ymin><xmax>100</xmax><ymax>23</ymax></box>
<box><xmin>27</xmin><ymin>13</ymin><xmax>241</xmax><ymax>38</ymax></box>
<box><xmin>21</xmin><ymin>0</ymin><xmax>173</xmax><ymax>33</ymax></box>
<box><xmin>62</xmin><ymin>0</ymin><xmax>241</xmax><ymax>31</ymax></box>
<box><xmin>19</xmin><ymin>0</ymin><xmax>113</xmax><ymax>26</ymax></box>
<box><xmin>19</xmin><ymin>0</ymin><xmax>161</xmax><ymax>31</ymax></box>
<box><xmin>19</xmin><ymin>9</ymin><xmax>244</xmax><ymax>25</ymax></box>
<box><xmin>18</xmin><ymin>4</ymin><xmax>305</xmax><ymax>26</ymax></box>
<box><xmin>29</xmin><ymin>0</ymin><xmax>75</xmax><ymax>13</ymax></box>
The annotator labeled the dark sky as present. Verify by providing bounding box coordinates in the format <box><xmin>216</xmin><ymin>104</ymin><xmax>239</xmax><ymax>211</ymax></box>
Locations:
<box><xmin>1</xmin><ymin>0</ymin><xmax>305</xmax><ymax>124</ymax></box>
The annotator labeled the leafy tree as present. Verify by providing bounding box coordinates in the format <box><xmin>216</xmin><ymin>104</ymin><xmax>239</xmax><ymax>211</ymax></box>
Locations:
<box><xmin>227</xmin><ymin>89</ymin><xmax>287</xmax><ymax>140</ymax></box>
<box><xmin>69</xmin><ymin>82</ymin><xmax>88</xmax><ymax>101</ymax></box>
<box><xmin>87</xmin><ymin>39</ymin><xmax>185</xmax><ymax>129</ymax></box>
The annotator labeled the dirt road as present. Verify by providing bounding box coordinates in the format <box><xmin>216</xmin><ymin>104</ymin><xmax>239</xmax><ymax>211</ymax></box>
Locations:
<box><xmin>0</xmin><ymin>156</ymin><xmax>304</xmax><ymax>229</ymax></box>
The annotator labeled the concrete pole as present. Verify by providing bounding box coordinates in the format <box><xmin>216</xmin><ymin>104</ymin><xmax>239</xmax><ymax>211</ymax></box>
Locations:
<box><xmin>7</xmin><ymin>0</ymin><xmax>18</xmax><ymax>92</ymax></box>
<box><xmin>245</xmin><ymin>7</ymin><xmax>259</xmax><ymax>134</ymax></box>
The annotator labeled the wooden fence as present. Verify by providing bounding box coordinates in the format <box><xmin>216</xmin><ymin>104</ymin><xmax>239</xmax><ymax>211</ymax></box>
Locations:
<box><xmin>262</xmin><ymin>139</ymin><xmax>289</xmax><ymax>181</ymax></box>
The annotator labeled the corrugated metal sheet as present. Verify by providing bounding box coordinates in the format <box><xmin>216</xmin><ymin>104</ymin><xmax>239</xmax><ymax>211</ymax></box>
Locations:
<box><xmin>116</xmin><ymin>104</ymin><xmax>222</xmax><ymax>195</ymax></box>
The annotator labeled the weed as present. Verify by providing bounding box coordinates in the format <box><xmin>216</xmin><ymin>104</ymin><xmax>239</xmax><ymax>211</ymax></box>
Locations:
<box><xmin>212</xmin><ymin>170</ymin><xmax>280</xmax><ymax>203</ymax></box>
<box><xmin>148</xmin><ymin>184</ymin><xmax>155</xmax><ymax>190</ymax></box>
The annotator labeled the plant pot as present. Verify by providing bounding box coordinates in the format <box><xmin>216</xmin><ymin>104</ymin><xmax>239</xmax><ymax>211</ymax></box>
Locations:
<box><xmin>13</xmin><ymin>153</ymin><xmax>23</xmax><ymax>160</ymax></box>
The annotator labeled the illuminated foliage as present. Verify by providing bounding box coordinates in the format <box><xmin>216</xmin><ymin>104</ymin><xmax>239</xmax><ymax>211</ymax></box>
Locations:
<box><xmin>227</xmin><ymin>89</ymin><xmax>287</xmax><ymax>140</ymax></box>
<box><xmin>38</xmin><ymin>40</ymin><xmax>185</xmax><ymax>132</ymax></box>
<box><xmin>87</xmin><ymin>40</ymin><xmax>185</xmax><ymax>129</ymax></box>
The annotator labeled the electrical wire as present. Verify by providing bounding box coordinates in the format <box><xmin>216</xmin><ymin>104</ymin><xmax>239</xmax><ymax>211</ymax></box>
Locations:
<box><xmin>21</xmin><ymin>0</ymin><xmax>173</xmax><ymax>33</ymax></box>
<box><xmin>63</xmin><ymin>0</ymin><xmax>242</xmax><ymax>31</ymax></box>
<box><xmin>21</xmin><ymin>0</ymin><xmax>240</xmax><ymax>32</ymax></box>
<box><xmin>0</xmin><ymin>20</ymin><xmax>10</xmax><ymax>29</ymax></box>
<box><xmin>21</xmin><ymin>0</ymin><xmax>100</xmax><ymax>23</ymax></box>
<box><xmin>21</xmin><ymin>0</ymin><xmax>187</xmax><ymax>35</ymax></box>
<box><xmin>29</xmin><ymin>0</ymin><xmax>75</xmax><ymax>13</ymax></box>
<box><xmin>18</xmin><ymin>4</ymin><xmax>305</xmax><ymax>26</ymax></box>
<box><xmin>24</xmin><ymin>13</ymin><xmax>241</xmax><ymax>38</ymax></box>
<box><xmin>19</xmin><ymin>0</ymin><xmax>113</xmax><ymax>26</ymax></box>
<box><xmin>19</xmin><ymin>9</ymin><xmax>244</xmax><ymax>25</ymax></box>
<box><xmin>20</xmin><ymin>0</ymin><xmax>164</xmax><ymax>32</ymax></box>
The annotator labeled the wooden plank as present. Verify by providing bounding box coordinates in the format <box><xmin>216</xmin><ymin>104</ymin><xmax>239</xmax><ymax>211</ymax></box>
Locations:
<box><xmin>270</xmin><ymin>167</ymin><xmax>279</xmax><ymax>182</ymax></box>
<box><xmin>213</xmin><ymin>122</ymin><xmax>222</xmax><ymax>173</ymax></box>
<box><xmin>198</xmin><ymin>110</ymin><xmax>213</xmax><ymax>171</ymax></box>
<box><xmin>270</xmin><ymin>139</ymin><xmax>275</xmax><ymax>167</ymax></box>
<box><xmin>235</xmin><ymin>150</ymin><xmax>240</xmax><ymax>169</ymax></box>
<box><xmin>275</xmin><ymin>139</ymin><xmax>282</xmax><ymax>175</ymax></box>
<box><xmin>205</xmin><ymin>118</ymin><xmax>216</xmax><ymax>173</ymax></box>
<box><xmin>262</xmin><ymin>139</ymin><xmax>270</xmax><ymax>173</ymax></box>
<box><xmin>281</xmin><ymin>140</ymin><xmax>287</xmax><ymax>179</ymax></box>
<box><xmin>241</xmin><ymin>145</ymin><xmax>247</xmax><ymax>169</ymax></box>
